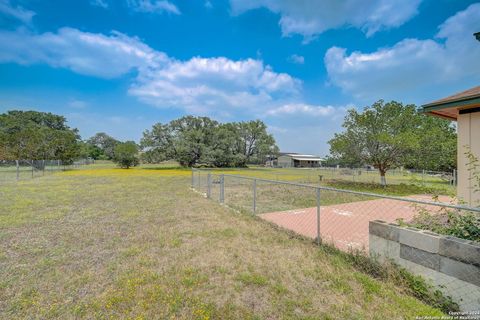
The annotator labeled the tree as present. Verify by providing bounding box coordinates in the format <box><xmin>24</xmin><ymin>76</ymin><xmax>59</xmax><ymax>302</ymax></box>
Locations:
<box><xmin>235</xmin><ymin>120</ymin><xmax>279</xmax><ymax>166</ymax></box>
<box><xmin>141</xmin><ymin>116</ymin><xmax>278</xmax><ymax>167</ymax></box>
<box><xmin>113</xmin><ymin>141</ymin><xmax>139</xmax><ymax>169</ymax></box>
<box><xmin>329</xmin><ymin>100</ymin><xmax>419</xmax><ymax>186</ymax></box>
<box><xmin>87</xmin><ymin>132</ymin><xmax>119</xmax><ymax>159</ymax></box>
<box><xmin>141</xmin><ymin>116</ymin><xmax>219</xmax><ymax>167</ymax></box>
<box><xmin>0</xmin><ymin>110</ymin><xmax>81</xmax><ymax>162</ymax></box>
<box><xmin>403</xmin><ymin>115</ymin><xmax>456</xmax><ymax>172</ymax></box>
<box><xmin>204</xmin><ymin>123</ymin><xmax>244</xmax><ymax>167</ymax></box>
<box><xmin>79</xmin><ymin>142</ymin><xmax>104</xmax><ymax>160</ymax></box>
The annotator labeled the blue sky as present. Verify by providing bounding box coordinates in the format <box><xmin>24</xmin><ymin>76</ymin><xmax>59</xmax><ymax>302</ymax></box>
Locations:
<box><xmin>0</xmin><ymin>0</ymin><xmax>479</xmax><ymax>155</ymax></box>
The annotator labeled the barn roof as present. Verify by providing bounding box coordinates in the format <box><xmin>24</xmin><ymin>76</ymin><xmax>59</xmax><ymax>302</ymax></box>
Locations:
<box><xmin>282</xmin><ymin>154</ymin><xmax>323</xmax><ymax>161</ymax></box>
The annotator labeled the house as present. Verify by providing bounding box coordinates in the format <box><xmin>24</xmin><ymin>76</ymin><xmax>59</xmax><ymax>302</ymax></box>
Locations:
<box><xmin>276</xmin><ymin>153</ymin><xmax>323</xmax><ymax>168</ymax></box>
<box><xmin>422</xmin><ymin>85</ymin><xmax>480</xmax><ymax>206</ymax></box>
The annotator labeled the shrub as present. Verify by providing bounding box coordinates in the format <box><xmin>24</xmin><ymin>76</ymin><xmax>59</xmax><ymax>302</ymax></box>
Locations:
<box><xmin>405</xmin><ymin>208</ymin><xmax>480</xmax><ymax>242</ymax></box>
<box><xmin>113</xmin><ymin>141</ymin><xmax>139</xmax><ymax>169</ymax></box>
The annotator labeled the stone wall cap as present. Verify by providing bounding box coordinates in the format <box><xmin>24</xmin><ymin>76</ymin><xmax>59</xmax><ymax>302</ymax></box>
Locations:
<box><xmin>422</xmin><ymin>230</ymin><xmax>441</xmax><ymax>237</ymax></box>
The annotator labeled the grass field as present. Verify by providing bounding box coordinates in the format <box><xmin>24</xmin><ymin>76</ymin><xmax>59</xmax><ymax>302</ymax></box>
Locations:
<box><xmin>204</xmin><ymin>167</ymin><xmax>456</xmax><ymax>196</ymax></box>
<box><xmin>1</xmin><ymin>161</ymin><xmax>455</xmax><ymax>196</ymax></box>
<box><xmin>0</xmin><ymin>164</ymin><xmax>449</xmax><ymax>319</ymax></box>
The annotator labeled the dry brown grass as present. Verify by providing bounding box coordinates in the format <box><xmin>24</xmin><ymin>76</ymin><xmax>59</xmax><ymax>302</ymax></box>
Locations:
<box><xmin>0</xmin><ymin>167</ymin><xmax>444</xmax><ymax>319</ymax></box>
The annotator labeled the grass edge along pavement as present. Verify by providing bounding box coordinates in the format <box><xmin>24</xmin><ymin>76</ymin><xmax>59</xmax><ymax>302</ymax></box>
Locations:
<box><xmin>0</xmin><ymin>166</ymin><xmax>456</xmax><ymax>318</ymax></box>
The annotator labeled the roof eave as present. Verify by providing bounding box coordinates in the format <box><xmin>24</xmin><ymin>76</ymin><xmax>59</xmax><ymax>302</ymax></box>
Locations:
<box><xmin>421</xmin><ymin>96</ymin><xmax>480</xmax><ymax>113</ymax></box>
<box><xmin>424</xmin><ymin>111</ymin><xmax>458</xmax><ymax>121</ymax></box>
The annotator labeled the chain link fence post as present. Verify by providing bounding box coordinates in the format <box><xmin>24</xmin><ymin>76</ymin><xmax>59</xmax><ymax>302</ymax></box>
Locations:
<box><xmin>15</xmin><ymin>160</ymin><xmax>19</xmax><ymax>181</ymax></box>
<box><xmin>207</xmin><ymin>173</ymin><xmax>211</xmax><ymax>199</ymax></box>
<box><xmin>197</xmin><ymin>170</ymin><xmax>201</xmax><ymax>190</ymax></box>
<box><xmin>316</xmin><ymin>188</ymin><xmax>321</xmax><ymax>245</ymax></box>
<box><xmin>191</xmin><ymin>169</ymin><xmax>194</xmax><ymax>189</ymax></box>
<box><xmin>253</xmin><ymin>178</ymin><xmax>257</xmax><ymax>214</ymax></box>
<box><xmin>220</xmin><ymin>174</ymin><xmax>225</xmax><ymax>204</ymax></box>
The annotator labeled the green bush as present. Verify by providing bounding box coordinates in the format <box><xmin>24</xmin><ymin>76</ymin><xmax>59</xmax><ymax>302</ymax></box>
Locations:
<box><xmin>113</xmin><ymin>141</ymin><xmax>139</xmax><ymax>169</ymax></box>
<box><xmin>405</xmin><ymin>208</ymin><xmax>480</xmax><ymax>242</ymax></box>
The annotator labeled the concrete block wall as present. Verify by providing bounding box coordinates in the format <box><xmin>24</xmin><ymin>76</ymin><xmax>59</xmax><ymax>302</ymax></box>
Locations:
<box><xmin>369</xmin><ymin>220</ymin><xmax>480</xmax><ymax>311</ymax></box>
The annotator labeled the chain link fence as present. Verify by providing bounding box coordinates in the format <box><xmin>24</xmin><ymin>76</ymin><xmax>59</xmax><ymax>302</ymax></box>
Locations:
<box><xmin>0</xmin><ymin>159</ymin><xmax>94</xmax><ymax>182</ymax></box>
<box><xmin>191</xmin><ymin>168</ymin><xmax>480</xmax><ymax>311</ymax></box>
<box><xmin>255</xmin><ymin>166</ymin><xmax>457</xmax><ymax>187</ymax></box>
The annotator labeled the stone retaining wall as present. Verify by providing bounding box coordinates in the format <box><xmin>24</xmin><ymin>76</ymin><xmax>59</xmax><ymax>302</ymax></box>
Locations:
<box><xmin>369</xmin><ymin>220</ymin><xmax>480</xmax><ymax>311</ymax></box>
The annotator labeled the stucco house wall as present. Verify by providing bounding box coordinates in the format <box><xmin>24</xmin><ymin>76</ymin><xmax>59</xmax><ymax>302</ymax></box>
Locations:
<box><xmin>457</xmin><ymin>111</ymin><xmax>480</xmax><ymax>205</ymax></box>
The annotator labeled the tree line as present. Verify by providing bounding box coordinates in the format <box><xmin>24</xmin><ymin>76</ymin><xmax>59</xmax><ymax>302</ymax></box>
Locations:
<box><xmin>0</xmin><ymin>101</ymin><xmax>457</xmax><ymax>175</ymax></box>
<box><xmin>0</xmin><ymin>111</ymin><xmax>278</xmax><ymax>168</ymax></box>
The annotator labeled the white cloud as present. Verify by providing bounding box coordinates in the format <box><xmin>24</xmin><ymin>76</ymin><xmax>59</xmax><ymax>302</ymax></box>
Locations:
<box><xmin>90</xmin><ymin>0</ymin><xmax>109</xmax><ymax>9</ymax></box>
<box><xmin>230</xmin><ymin>0</ymin><xmax>421</xmax><ymax>42</ymax></box>
<box><xmin>267</xmin><ymin>103</ymin><xmax>334</xmax><ymax>117</ymax></box>
<box><xmin>127</xmin><ymin>0</ymin><xmax>180</xmax><ymax>14</ymax></box>
<box><xmin>0</xmin><ymin>26</ymin><xmax>303</xmax><ymax>115</ymax></box>
<box><xmin>129</xmin><ymin>57</ymin><xmax>301</xmax><ymax>113</ymax></box>
<box><xmin>324</xmin><ymin>3</ymin><xmax>480</xmax><ymax>102</ymax></box>
<box><xmin>0</xmin><ymin>27</ymin><xmax>167</xmax><ymax>78</ymax></box>
<box><xmin>0</xmin><ymin>0</ymin><xmax>35</xmax><ymax>24</ymax></box>
<box><xmin>288</xmin><ymin>54</ymin><xmax>304</xmax><ymax>64</ymax></box>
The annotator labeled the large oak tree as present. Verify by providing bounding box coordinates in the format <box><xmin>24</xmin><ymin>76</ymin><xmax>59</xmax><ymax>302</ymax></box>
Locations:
<box><xmin>0</xmin><ymin>110</ymin><xmax>81</xmax><ymax>163</ymax></box>
<box><xmin>141</xmin><ymin>116</ymin><xmax>278</xmax><ymax>167</ymax></box>
<box><xmin>328</xmin><ymin>100</ymin><xmax>456</xmax><ymax>186</ymax></box>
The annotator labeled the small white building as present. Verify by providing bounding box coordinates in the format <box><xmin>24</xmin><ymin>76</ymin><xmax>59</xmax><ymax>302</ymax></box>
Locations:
<box><xmin>277</xmin><ymin>153</ymin><xmax>323</xmax><ymax>168</ymax></box>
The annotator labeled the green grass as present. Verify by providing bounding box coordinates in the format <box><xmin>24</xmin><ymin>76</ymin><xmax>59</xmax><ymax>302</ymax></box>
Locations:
<box><xmin>207</xmin><ymin>166</ymin><xmax>454</xmax><ymax>192</ymax></box>
<box><xmin>324</xmin><ymin>180</ymin><xmax>454</xmax><ymax>197</ymax></box>
<box><xmin>0</xmin><ymin>165</ymin><xmax>449</xmax><ymax>319</ymax></box>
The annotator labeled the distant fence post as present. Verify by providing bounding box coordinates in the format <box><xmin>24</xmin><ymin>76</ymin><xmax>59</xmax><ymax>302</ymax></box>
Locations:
<box><xmin>207</xmin><ymin>173</ymin><xmax>211</xmax><ymax>198</ymax></box>
<box><xmin>15</xmin><ymin>160</ymin><xmax>19</xmax><ymax>181</ymax></box>
<box><xmin>253</xmin><ymin>179</ymin><xmax>257</xmax><ymax>214</ymax></box>
<box><xmin>220</xmin><ymin>174</ymin><xmax>225</xmax><ymax>204</ymax></box>
<box><xmin>191</xmin><ymin>169</ymin><xmax>194</xmax><ymax>189</ymax></box>
<box><xmin>316</xmin><ymin>188</ymin><xmax>321</xmax><ymax>245</ymax></box>
<box><xmin>31</xmin><ymin>160</ymin><xmax>34</xmax><ymax>178</ymax></box>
